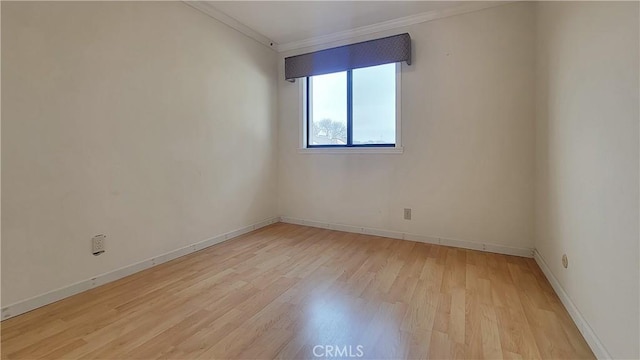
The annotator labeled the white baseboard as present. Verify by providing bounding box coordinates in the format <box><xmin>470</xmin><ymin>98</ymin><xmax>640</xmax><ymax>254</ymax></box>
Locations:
<box><xmin>533</xmin><ymin>250</ymin><xmax>611</xmax><ymax>359</ymax></box>
<box><xmin>0</xmin><ymin>215</ymin><xmax>534</xmax><ymax>321</ymax></box>
<box><xmin>4</xmin><ymin>215</ymin><xmax>605</xmax><ymax>360</ymax></box>
<box><xmin>279</xmin><ymin>216</ymin><xmax>533</xmax><ymax>258</ymax></box>
<box><xmin>0</xmin><ymin>217</ymin><xmax>280</xmax><ymax>321</ymax></box>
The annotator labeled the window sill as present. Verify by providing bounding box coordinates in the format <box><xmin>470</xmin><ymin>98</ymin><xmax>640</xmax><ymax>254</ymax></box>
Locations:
<box><xmin>297</xmin><ymin>146</ymin><xmax>404</xmax><ymax>154</ymax></box>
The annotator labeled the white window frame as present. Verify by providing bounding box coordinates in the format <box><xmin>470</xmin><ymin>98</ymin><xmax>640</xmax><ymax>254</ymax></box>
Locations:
<box><xmin>298</xmin><ymin>63</ymin><xmax>403</xmax><ymax>154</ymax></box>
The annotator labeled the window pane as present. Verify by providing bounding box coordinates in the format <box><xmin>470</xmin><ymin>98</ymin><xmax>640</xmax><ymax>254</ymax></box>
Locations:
<box><xmin>309</xmin><ymin>72</ymin><xmax>347</xmax><ymax>145</ymax></box>
<box><xmin>352</xmin><ymin>64</ymin><xmax>396</xmax><ymax>145</ymax></box>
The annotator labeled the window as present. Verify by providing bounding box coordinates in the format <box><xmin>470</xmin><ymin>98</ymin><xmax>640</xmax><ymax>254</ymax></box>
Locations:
<box><xmin>304</xmin><ymin>63</ymin><xmax>400</xmax><ymax>149</ymax></box>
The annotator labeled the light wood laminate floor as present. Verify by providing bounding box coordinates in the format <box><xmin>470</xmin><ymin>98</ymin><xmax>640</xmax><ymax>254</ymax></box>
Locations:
<box><xmin>1</xmin><ymin>223</ymin><xmax>594</xmax><ymax>359</ymax></box>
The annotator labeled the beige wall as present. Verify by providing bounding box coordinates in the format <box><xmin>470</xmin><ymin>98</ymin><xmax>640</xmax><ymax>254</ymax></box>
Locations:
<box><xmin>278</xmin><ymin>2</ymin><xmax>536</xmax><ymax>250</ymax></box>
<box><xmin>3</xmin><ymin>2</ymin><xmax>639</xmax><ymax>357</ymax></box>
<box><xmin>1</xmin><ymin>1</ymin><xmax>278</xmax><ymax>306</ymax></box>
<box><xmin>535</xmin><ymin>2</ymin><xmax>639</xmax><ymax>358</ymax></box>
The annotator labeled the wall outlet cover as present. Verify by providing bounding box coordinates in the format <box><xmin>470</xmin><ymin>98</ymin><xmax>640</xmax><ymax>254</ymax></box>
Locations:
<box><xmin>92</xmin><ymin>234</ymin><xmax>106</xmax><ymax>256</ymax></box>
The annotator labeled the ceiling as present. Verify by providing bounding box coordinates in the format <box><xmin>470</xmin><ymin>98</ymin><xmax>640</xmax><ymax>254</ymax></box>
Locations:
<box><xmin>207</xmin><ymin>1</ymin><xmax>472</xmax><ymax>47</ymax></box>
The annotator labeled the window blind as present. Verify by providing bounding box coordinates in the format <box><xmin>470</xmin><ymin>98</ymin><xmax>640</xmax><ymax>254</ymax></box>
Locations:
<box><xmin>284</xmin><ymin>33</ymin><xmax>411</xmax><ymax>81</ymax></box>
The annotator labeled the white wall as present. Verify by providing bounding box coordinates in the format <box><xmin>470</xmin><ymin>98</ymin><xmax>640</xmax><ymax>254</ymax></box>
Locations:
<box><xmin>4</xmin><ymin>3</ymin><xmax>639</xmax><ymax>357</ymax></box>
<box><xmin>278</xmin><ymin>2</ymin><xmax>536</xmax><ymax>250</ymax></box>
<box><xmin>1</xmin><ymin>1</ymin><xmax>278</xmax><ymax>306</ymax></box>
<box><xmin>534</xmin><ymin>2</ymin><xmax>639</xmax><ymax>358</ymax></box>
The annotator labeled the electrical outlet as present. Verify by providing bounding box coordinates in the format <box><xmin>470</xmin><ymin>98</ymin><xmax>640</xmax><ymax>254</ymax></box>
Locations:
<box><xmin>92</xmin><ymin>234</ymin><xmax>106</xmax><ymax>256</ymax></box>
<box><xmin>562</xmin><ymin>254</ymin><xmax>568</xmax><ymax>268</ymax></box>
<box><xmin>404</xmin><ymin>208</ymin><xmax>412</xmax><ymax>220</ymax></box>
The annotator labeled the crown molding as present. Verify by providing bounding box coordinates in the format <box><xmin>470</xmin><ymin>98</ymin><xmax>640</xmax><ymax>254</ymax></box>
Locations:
<box><xmin>183</xmin><ymin>1</ymin><xmax>277</xmax><ymax>51</ymax></box>
<box><xmin>277</xmin><ymin>1</ymin><xmax>513</xmax><ymax>53</ymax></box>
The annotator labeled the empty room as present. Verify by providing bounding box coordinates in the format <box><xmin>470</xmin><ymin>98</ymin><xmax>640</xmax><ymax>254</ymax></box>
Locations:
<box><xmin>1</xmin><ymin>1</ymin><xmax>638</xmax><ymax>359</ymax></box>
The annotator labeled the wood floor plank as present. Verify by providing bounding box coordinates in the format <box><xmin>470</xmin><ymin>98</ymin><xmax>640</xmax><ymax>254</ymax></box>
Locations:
<box><xmin>1</xmin><ymin>223</ymin><xmax>594</xmax><ymax>359</ymax></box>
